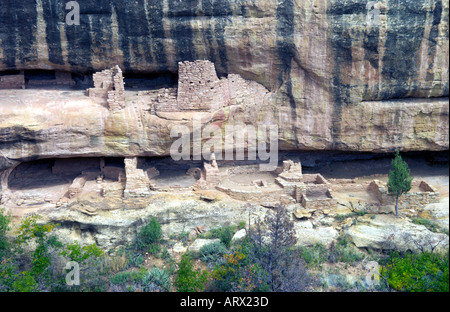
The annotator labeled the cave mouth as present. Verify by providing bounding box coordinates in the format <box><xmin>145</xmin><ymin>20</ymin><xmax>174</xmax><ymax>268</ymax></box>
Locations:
<box><xmin>7</xmin><ymin>69</ymin><xmax>93</xmax><ymax>90</ymax></box>
<box><xmin>8</xmin><ymin>157</ymin><xmax>103</xmax><ymax>191</ymax></box>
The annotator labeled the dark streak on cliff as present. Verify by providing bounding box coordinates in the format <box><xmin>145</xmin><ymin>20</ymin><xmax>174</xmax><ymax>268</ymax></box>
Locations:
<box><xmin>427</xmin><ymin>0</ymin><xmax>443</xmax><ymax>83</ymax></box>
<box><xmin>381</xmin><ymin>0</ymin><xmax>427</xmax><ymax>99</ymax></box>
<box><xmin>65</xmin><ymin>1</ymin><xmax>94</xmax><ymax>71</ymax></box>
<box><xmin>328</xmin><ymin>0</ymin><xmax>366</xmax><ymax>149</ymax></box>
<box><xmin>42</xmin><ymin>0</ymin><xmax>64</xmax><ymax>66</ymax></box>
<box><xmin>146</xmin><ymin>0</ymin><xmax>167</xmax><ymax>70</ymax></box>
<box><xmin>168</xmin><ymin>0</ymin><xmax>199</xmax><ymax>63</ymax></box>
<box><xmin>210</xmin><ymin>0</ymin><xmax>231</xmax><ymax>74</ymax></box>
<box><xmin>276</xmin><ymin>0</ymin><xmax>296</xmax><ymax>110</ymax></box>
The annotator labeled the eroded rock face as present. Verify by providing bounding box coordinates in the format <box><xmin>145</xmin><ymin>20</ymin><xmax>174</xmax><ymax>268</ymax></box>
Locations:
<box><xmin>0</xmin><ymin>1</ymin><xmax>448</xmax><ymax>169</ymax></box>
<box><xmin>346</xmin><ymin>214</ymin><xmax>449</xmax><ymax>252</ymax></box>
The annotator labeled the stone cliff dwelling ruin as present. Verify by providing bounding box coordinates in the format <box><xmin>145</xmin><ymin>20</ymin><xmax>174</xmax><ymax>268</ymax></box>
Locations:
<box><xmin>0</xmin><ymin>60</ymin><xmax>443</xmax><ymax>219</ymax></box>
<box><xmin>1</xmin><ymin>152</ymin><xmax>441</xmax><ymax>219</ymax></box>
<box><xmin>86</xmin><ymin>60</ymin><xmax>269</xmax><ymax>113</ymax></box>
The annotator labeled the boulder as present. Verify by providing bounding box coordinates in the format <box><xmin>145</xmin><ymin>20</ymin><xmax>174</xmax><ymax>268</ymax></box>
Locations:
<box><xmin>346</xmin><ymin>215</ymin><xmax>449</xmax><ymax>252</ymax></box>
<box><xmin>231</xmin><ymin>229</ymin><xmax>246</xmax><ymax>242</ymax></box>
<box><xmin>188</xmin><ymin>239</ymin><xmax>221</xmax><ymax>254</ymax></box>
<box><xmin>294</xmin><ymin>224</ymin><xmax>338</xmax><ymax>247</ymax></box>
<box><xmin>294</xmin><ymin>209</ymin><xmax>314</xmax><ymax>220</ymax></box>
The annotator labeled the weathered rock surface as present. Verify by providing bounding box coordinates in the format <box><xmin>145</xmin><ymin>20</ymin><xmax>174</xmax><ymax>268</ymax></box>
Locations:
<box><xmin>35</xmin><ymin>193</ymin><xmax>267</xmax><ymax>251</ymax></box>
<box><xmin>346</xmin><ymin>214</ymin><xmax>449</xmax><ymax>252</ymax></box>
<box><xmin>231</xmin><ymin>228</ymin><xmax>246</xmax><ymax>242</ymax></box>
<box><xmin>0</xmin><ymin>0</ymin><xmax>449</xmax><ymax>171</ymax></box>
<box><xmin>293</xmin><ymin>221</ymin><xmax>339</xmax><ymax>247</ymax></box>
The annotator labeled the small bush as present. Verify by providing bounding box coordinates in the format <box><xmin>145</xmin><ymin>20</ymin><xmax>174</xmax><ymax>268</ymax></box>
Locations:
<box><xmin>328</xmin><ymin>236</ymin><xmax>365</xmax><ymax>263</ymax></box>
<box><xmin>142</xmin><ymin>267</ymin><xmax>172</xmax><ymax>292</ymax></box>
<box><xmin>300</xmin><ymin>243</ymin><xmax>329</xmax><ymax>266</ymax></box>
<box><xmin>200</xmin><ymin>241</ymin><xmax>228</xmax><ymax>263</ymax></box>
<box><xmin>110</xmin><ymin>269</ymin><xmax>144</xmax><ymax>285</ymax></box>
<box><xmin>136</xmin><ymin>217</ymin><xmax>162</xmax><ymax>254</ymax></box>
<box><xmin>380</xmin><ymin>250</ymin><xmax>449</xmax><ymax>292</ymax></box>
<box><xmin>208</xmin><ymin>225</ymin><xmax>236</xmax><ymax>248</ymax></box>
<box><xmin>335</xmin><ymin>211</ymin><xmax>367</xmax><ymax>221</ymax></box>
<box><xmin>174</xmin><ymin>254</ymin><xmax>209</xmax><ymax>292</ymax></box>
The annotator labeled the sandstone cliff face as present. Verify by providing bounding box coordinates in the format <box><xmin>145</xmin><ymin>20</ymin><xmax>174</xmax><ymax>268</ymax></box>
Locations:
<box><xmin>0</xmin><ymin>0</ymin><xmax>449</xmax><ymax>170</ymax></box>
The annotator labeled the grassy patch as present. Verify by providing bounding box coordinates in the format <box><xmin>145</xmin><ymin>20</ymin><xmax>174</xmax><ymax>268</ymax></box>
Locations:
<box><xmin>199</xmin><ymin>225</ymin><xmax>237</xmax><ymax>248</ymax></box>
<box><xmin>329</xmin><ymin>236</ymin><xmax>365</xmax><ymax>263</ymax></box>
<box><xmin>335</xmin><ymin>210</ymin><xmax>367</xmax><ymax>221</ymax></box>
<box><xmin>412</xmin><ymin>218</ymin><xmax>448</xmax><ymax>234</ymax></box>
<box><xmin>300</xmin><ymin>243</ymin><xmax>329</xmax><ymax>266</ymax></box>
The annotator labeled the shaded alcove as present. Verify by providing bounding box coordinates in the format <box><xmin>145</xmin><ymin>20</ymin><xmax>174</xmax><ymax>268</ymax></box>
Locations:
<box><xmin>8</xmin><ymin>158</ymin><xmax>103</xmax><ymax>191</ymax></box>
<box><xmin>139</xmin><ymin>157</ymin><xmax>199</xmax><ymax>188</ymax></box>
<box><xmin>123</xmin><ymin>71</ymin><xmax>178</xmax><ymax>91</ymax></box>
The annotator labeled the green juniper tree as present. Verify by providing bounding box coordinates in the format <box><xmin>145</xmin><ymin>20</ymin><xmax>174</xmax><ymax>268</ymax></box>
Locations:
<box><xmin>387</xmin><ymin>150</ymin><xmax>413</xmax><ymax>217</ymax></box>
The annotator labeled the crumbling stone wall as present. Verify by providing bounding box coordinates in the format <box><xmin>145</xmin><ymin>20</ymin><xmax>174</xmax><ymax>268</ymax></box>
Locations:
<box><xmin>151</xmin><ymin>88</ymin><xmax>178</xmax><ymax>113</ymax></box>
<box><xmin>88</xmin><ymin>65</ymin><xmax>125</xmax><ymax>110</ymax></box>
<box><xmin>369</xmin><ymin>180</ymin><xmax>440</xmax><ymax>209</ymax></box>
<box><xmin>68</xmin><ymin>174</ymin><xmax>88</xmax><ymax>199</ymax></box>
<box><xmin>177</xmin><ymin>60</ymin><xmax>223</xmax><ymax>111</ymax></box>
<box><xmin>124</xmin><ymin>157</ymin><xmax>150</xmax><ymax>197</ymax></box>
<box><xmin>148</xmin><ymin>60</ymin><xmax>270</xmax><ymax>113</ymax></box>
<box><xmin>0</xmin><ymin>72</ymin><xmax>25</xmax><ymax>89</ymax></box>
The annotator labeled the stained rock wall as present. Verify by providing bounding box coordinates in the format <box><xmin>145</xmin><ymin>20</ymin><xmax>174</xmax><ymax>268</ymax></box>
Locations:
<box><xmin>0</xmin><ymin>0</ymin><xmax>448</xmax><ymax>171</ymax></box>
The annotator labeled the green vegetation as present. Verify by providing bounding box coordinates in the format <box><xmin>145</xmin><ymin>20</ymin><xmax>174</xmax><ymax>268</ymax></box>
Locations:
<box><xmin>0</xmin><ymin>214</ymin><xmax>105</xmax><ymax>292</ymax></box>
<box><xmin>328</xmin><ymin>236</ymin><xmax>365</xmax><ymax>263</ymax></box>
<box><xmin>0</xmin><ymin>208</ymin><xmax>11</xmax><ymax>261</ymax></box>
<box><xmin>412</xmin><ymin>218</ymin><xmax>448</xmax><ymax>235</ymax></box>
<box><xmin>200</xmin><ymin>241</ymin><xmax>228</xmax><ymax>263</ymax></box>
<box><xmin>300</xmin><ymin>236</ymin><xmax>365</xmax><ymax>267</ymax></box>
<box><xmin>300</xmin><ymin>243</ymin><xmax>329</xmax><ymax>266</ymax></box>
<box><xmin>1</xmin><ymin>206</ymin><xmax>448</xmax><ymax>293</ymax></box>
<box><xmin>380</xmin><ymin>250</ymin><xmax>449</xmax><ymax>292</ymax></box>
<box><xmin>201</xmin><ymin>225</ymin><xmax>236</xmax><ymax>248</ymax></box>
<box><xmin>387</xmin><ymin>150</ymin><xmax>413</xmax><ymax>217</ymax></box>
<box><xmin>174</xmin><ymin>254</ymin><xmax>209</xmax><ymax>292</ymax></box>
<box><xmin>136</xmin><ymin>217</ymin><xmax>162</xmax><ymax>254</ymax></box>
<box><xmin>335</xmin><ymin>210</ymin><xmax>367</xmax><ymax>221</ymax></box>
<box><xmin>110</xmin><ymin>269</ymin><xmax>145</xmax><ymax>285</ymax></box>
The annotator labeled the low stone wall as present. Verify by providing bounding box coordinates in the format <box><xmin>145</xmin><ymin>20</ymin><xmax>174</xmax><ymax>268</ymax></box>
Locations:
<box><xmin>332</xmin><ymin>181</ymin><xmax>373</xmax><ymax>193</ymax></box>
<box><xmin>369</xmin><ymin>180</ymin><xmax>440</xmax><ymax>209</ymax></box>
<box><xmin>215</xmin><ymin>185</ymin><xmax>291</xmax><ymax>206</ymax></box>
<box><xmin>301</xmin><ymin>196</ymin><xmax>337</xmax><ymax>209</ymax></box>
<box><xmin>124</xmin><ymin>157</ymin><xmax>151</xmax><ymax>197</ymax></box>
<box><xmin>68</xmin><ymin>175</ymin><xmax>88</xmax><ymax>199</ymax></box>
<box><xmin>226</xmin><ymin>164</ymin><xmax>262</xmax><ymax>175</ymax></box>
<box><xmin>52</xmin><ymin>158</ymin><xmax>100</xmax><ymax>175</ymax></box>
<box><xmin>0</xmin><ymin>73</ymin><xmax>25</xmax><ymax>89</ymax></box>
<box><xmin>301</xmin><ymin>188</ymin><xmax>336</xmax><ymax>209</ymax></box>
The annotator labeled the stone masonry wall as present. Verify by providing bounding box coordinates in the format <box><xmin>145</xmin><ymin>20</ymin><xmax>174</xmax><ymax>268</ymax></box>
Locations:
<box><xmin>0</xmin><ymin>73</ymin><xmax>25</xmax><ymax>89</ymax></box>
<box><xmin>124</xmin><ymin>157</ymin><xmax>150</xmax><ymax>197</ymax></box>
<box><xmin>88</xmin><ymin>65</ymin><xmax>125</xmax><ymax>111</ymax></box>
<box><xmin>177</xmin><ymin>60</ymin><xmax>224</xmax><ymax>111</ymax></box>
<box><xmin>369</xmin><ymin>180</ymin><xmax>441</xmax><ymax>209</ymax></box>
